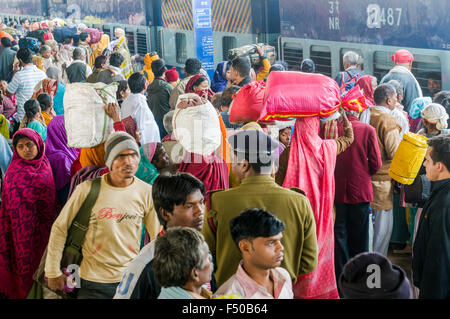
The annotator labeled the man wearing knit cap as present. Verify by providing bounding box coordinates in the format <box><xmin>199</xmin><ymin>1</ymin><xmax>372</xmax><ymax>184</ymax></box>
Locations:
<box><xmin>147</xmin><ymin>58</ymin><xmax>173</xmax><ymax>140</ymax></box>
<box><xmin>202</xmin><ymin>130</ymin><xmax>318</xmax><ymax>293</ymax></box>
<box><xmin>45</xmin><ymin>131</ymin><xmax>161</xmax><ymax>299</ymax></box>
<box><xmin>381</xmin><ymin>49</ymin><xmax>423</xmax><ymax>113</ymax></box>
<box><xmin>338</xmin><ymin>252</ymin><xmax>412</xmax><ymax>299</ymax></box>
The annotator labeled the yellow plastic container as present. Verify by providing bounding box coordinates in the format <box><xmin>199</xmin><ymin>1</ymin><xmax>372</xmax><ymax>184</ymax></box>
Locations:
<box><xmin>389</xmin><ymin>132</ymin><xmax>428</xmax><ymax>185</ymax></box>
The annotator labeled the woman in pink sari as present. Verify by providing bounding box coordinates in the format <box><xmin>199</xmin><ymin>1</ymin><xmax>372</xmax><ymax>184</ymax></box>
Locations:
<box><xmin>0</xmin><ymin>129</ymin><xmax>59</xmax><ymax>298</ymax></box>
<box><xmin>283</xmin><ymin>115</ymin><xmax>353</xmax><ymax>299</ymax></box>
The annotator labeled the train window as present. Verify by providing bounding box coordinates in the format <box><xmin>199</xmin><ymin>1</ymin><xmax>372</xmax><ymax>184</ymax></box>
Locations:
<box><xmin>310</xmin><ymin>45</ymin><xmax>332</xmax><ymax>77</ymax></box>
<box><xmin>373</xmin><ymin>51</ymin><xmax>441</xmax><ymax>94</ymax></box>
<box><xmin>176</xmin><ymin>33</ymin><xmax>187</xmax><ymax>64</ymax></box>
<box><xmin>283</xmin><ymin>42</ymin><xmax>303</xmax><ymax>71</ymax></box>
<box><xmin>137</xmin><ymin>32</ymin><xmax>149</xmax><ymax>56</ymax></box>
<box><xmin>411</xmin><ymin>55</ymin><xmax>442</xmax><ymax>95</ymax></box>
<box><xmin>223</xmin><ymin>37</ymin><xmax>237</xmax><ymax>61</ymax></box>
<box><xmin>126</xmin><ymin>30</ymin><xmax>136</xmax><ymax>55</ymax></box>
<box><xmin>339</xmin><ymin>49</ymin><xmax>364</xmax><ymax>72</ymax></box>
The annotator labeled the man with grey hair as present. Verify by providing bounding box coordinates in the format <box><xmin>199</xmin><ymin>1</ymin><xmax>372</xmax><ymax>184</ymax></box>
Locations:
<box><xmin>335</xmin><ymin>51</ymin><xmax>365</xmax><ymax>91</ymax></box>
<box><xmin>387</xmin><ymin>79</ymin><xmax>410</xmax><ymax>138</ymax></box>
<box><xmin>381</xmin><ymin>49</ymin><xmax>423</xmax><ymax>113</ymax></box>
<box><xmin>45</xmin><ymin>131</ymin><xmax>160</xmax><ymax>299</ymax></box>
<box><xmin>154</xmin><ymin>227</ymin><xmax>213</xmax><ymax>299</ymax></box>
<box><xmin>63</xmin><ymin>47</ymin><xmax>92</xmax><ymax>83</ymax></box>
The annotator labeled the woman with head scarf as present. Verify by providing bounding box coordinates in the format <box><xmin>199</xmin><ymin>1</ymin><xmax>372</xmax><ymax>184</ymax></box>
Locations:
<box><xmin>211</xmin><ymin>61</ymin><xmax>230</xmax><ymax>93</ymax></box>
<box><xmin>38</xmin><ymin>67</ymin><xmax>66</xmax><ymax>116</ymax></box>
<box><xmin>141</xmin><ymin>52</ymin><xmax>160</xmax><ymax>83</ymax></box>
<box><xmin>418</xmin><ymin>103</ymin><xmax>449</xmax><ymax>137</ymax></box>
<box><xmin>356</xmin><ymin>75</ymin><xmax>376</xmax><ymax>107</ymax></box>
<box><xmin>110</xmin><ymin>28</ymin><xmax>133</xmax><ymax>79</ymax></box>
<box><xmin>408</xmin><ymin>97</ymin><xmax>433</xmax><ymax>133</ymax></box>
<box><xmin>185</xmin><ymin>74</ymin><xmax>215</xmax><ymax>101</ymax></box>
<box><xmin>45</xmin><ymin>115</ymin><xmax>80</xmax><ymax>205</ymax></box>
<box><xmin>92</xmin><ymin>33</ymin><xmax>110</xmax><ymax>60</ymax></box>
<box><xmin>279</xmin><ymin>114</ymin><xmax>354</xmax><ymax>299</ymax></box>
<box><xmin>136</xmin><ymin>142</ymin><xmax>169</xmax><ymax>186</ymax></box>
<box><xmin>0</xmin><ymin>129</ymin><xmax>59</xmax><ymax>298</ymax></box>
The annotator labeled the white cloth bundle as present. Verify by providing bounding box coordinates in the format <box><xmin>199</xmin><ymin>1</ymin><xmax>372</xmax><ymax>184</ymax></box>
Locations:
<box><xmin>64</xmin><ymin>82</ymin><xmax>118</xmax><ymax>148</ymax></box>
<box><xmin>173</xmin><ymin>93</ymin><xmax>222</xmax><ymax>156</ymax></box>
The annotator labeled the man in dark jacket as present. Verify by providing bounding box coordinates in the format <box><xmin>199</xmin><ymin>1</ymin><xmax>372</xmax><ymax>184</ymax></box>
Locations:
<box><xmin>146</xmin><ymin>58</ymin><xmax>173</xmax><ymax>139</ymax></box>
<box><xmin>0</xmin><ymin>37</ymin><xmax>16</xmax><ymax>81</ymax></box>
<box><xmin>229</xmin><ymin>57</ymin><xmax>252</xmax><ymax>87</ymax></box>
<box><xmin>381</xmin><ymin>49</ymin><xmax>422</xmax><ymax>113</ymax></box>
<box><xmin>63</xmin><ymin>48</ymin><xmax>92</xmax><ymax>83</ymax></box>
<box><xmin>412</xmin><ymin>135</ymin><xmax>450</xmax><ymax>299</ymax></box>
<box><xmin>334</xmin><ymin>110</ymin><xmax>382</xmax><ymax>285</ymax></box>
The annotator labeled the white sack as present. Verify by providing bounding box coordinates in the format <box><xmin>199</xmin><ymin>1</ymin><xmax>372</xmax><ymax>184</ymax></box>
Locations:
<box><xmin>64</xmin><ymin>82</ymin><xmax>118</xmax><ymax>148</ymax></box>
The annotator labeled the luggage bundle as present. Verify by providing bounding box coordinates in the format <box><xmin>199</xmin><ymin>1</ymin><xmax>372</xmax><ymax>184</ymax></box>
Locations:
<box><xmin>173</xmin><ymin>93</ymin><xmax>222</xmax><ymax>156</ymax></box>
<box><xmin>84</xmin><ymin>28</ymin><xmax>103</xmax><ymax>44</ymax></box>
<box><xmin>259</xmin><ymin>71</ymin><xmax>342</xmax><ymax>122</ymax></box>
<box><xmin>18</xmin><ymin>37</ymin><xmax>40</xmax><ymax>54</ymax></box>
<box><xmin>229</xmin><ymin>81</ymin><xmax>272</xmax><ymax>124</ymax></box>
<box><xmin>228</xmin><ymin>43</ymin><xmax>276</xmax><ymax>66</ymax></box>
<box><xmin>64</xmin><ymin>82</ymin><xmax>118</xmax><ymax>148</ymax></box>
<box><xmin>52</xmin><ymin>25</ymin><xmax>78</xmax><ymax>43</ymax></box>
<box><xmin>27</xmin><ymin>29</ymin><xmax>53</xmax><ymax>45</ymax></box>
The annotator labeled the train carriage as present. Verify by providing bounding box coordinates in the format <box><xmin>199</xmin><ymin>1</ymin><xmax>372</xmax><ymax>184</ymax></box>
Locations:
<box><xmin>0</xmin><ymin>0</ymin><xmax>448</xmax><ymax>92</ymax></box>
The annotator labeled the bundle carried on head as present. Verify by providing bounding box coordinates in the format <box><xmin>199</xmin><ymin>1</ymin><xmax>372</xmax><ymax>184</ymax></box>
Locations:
<box><xmin>64</xmin><ymin>82</ymin><xmax>118</xmax><ymax>148</ymax></box>
<box><xmin>259</xmin><ymin>71</ymin><xmax>367</xmax><ymax>122</ymax></box>
<box><xmin>173</xmin><ymin>93</ymin><xmax>222</xmax><ymax>156</ymax></box>
<box><xmin>228</xmin><ymin>81</ymin><xmax>270</xmax><ymax>124</ymax></box>
<box><xmin>84</xmin><ymin>27</ymin><xmax>103</xmax><ymax>44</ymax></box>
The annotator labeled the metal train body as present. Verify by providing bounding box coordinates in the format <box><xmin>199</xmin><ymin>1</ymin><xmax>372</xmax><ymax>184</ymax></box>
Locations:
<box><xmin>0</xmin><ymin>0</ymin><xmax>448</xmax><ymax>91</ymax></box>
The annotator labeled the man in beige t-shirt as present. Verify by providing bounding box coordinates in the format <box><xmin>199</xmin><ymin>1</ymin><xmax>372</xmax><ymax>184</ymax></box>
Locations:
<box><xmin>45</xmin><ymin>131</ymin><xmax>161</xmax><ymax>299</ymax></box>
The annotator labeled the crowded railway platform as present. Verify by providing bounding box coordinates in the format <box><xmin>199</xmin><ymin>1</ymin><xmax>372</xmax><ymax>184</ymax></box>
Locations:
<box><xmin>0</xmin><ymin>0</ymin><xmax>449</xmax><ymax>305</ymax></box>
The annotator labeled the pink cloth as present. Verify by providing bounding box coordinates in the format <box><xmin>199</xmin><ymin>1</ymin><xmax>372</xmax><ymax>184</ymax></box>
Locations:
<box><xmin>283</xmin><ymin>117</ymin><xmax>339</xmax><ymax>299</ymax></box>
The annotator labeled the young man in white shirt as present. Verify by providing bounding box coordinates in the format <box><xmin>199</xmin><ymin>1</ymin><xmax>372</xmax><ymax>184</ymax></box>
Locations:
<box><xmin>121</xmin><ymin>72</ymin><xmax>160</xmax><ymax>144</ymax></box>
<box><xmin>213</xmin><ymin>209</ymin><xmax>294</xmax><ymax>299</ymax></box>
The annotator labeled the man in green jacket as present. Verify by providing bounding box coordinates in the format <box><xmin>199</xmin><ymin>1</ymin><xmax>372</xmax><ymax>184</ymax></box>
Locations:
<box><xmin>146</xmin><ymin>58</ymin><xmax>173</xmax><ymax>139</ymax></box>
<box><xmin>203</xmin><ymin>130</ymin><xmax>318</xmax><ymax>292</ymax></box>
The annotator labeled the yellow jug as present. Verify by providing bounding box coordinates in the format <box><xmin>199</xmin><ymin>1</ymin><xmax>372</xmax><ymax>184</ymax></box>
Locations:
<box><xmin>389</xmin><ymin>132</ymin><xmax>428</xmax><ymax>185</ymax></box>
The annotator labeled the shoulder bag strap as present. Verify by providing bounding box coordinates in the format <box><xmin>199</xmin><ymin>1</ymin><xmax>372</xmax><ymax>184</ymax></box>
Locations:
<box><xmin>65</xmin><ymin>177</ymin><xmax>102</xmax><ymax>250</ymax></box>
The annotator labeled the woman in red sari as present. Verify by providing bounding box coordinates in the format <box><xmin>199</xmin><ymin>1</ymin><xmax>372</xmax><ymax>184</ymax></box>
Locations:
<box><xmin>185</xmin><ymin>74</ymin><xmax>215</xmax><ymax>101</ymax></box>
<box><xmin>0</xmin><ymin>129</ymin><xmax>59</xmax><ymax>298</ymax></box>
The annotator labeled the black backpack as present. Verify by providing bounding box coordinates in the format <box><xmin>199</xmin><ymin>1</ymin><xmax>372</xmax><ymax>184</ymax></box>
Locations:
<box><xmin>52</xmin><ymin>26</ymin><xmax>78</xmax><ymax>43</ymax></box>
<box><xmin>27</xmin><ymin>29</ymin><xmax>45</xmax><ymax>44</ymax></box>
<box><xmin>18</xmin><ymin>37</ymin><xmax>40</xmax><ymax>54</ymax></box>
